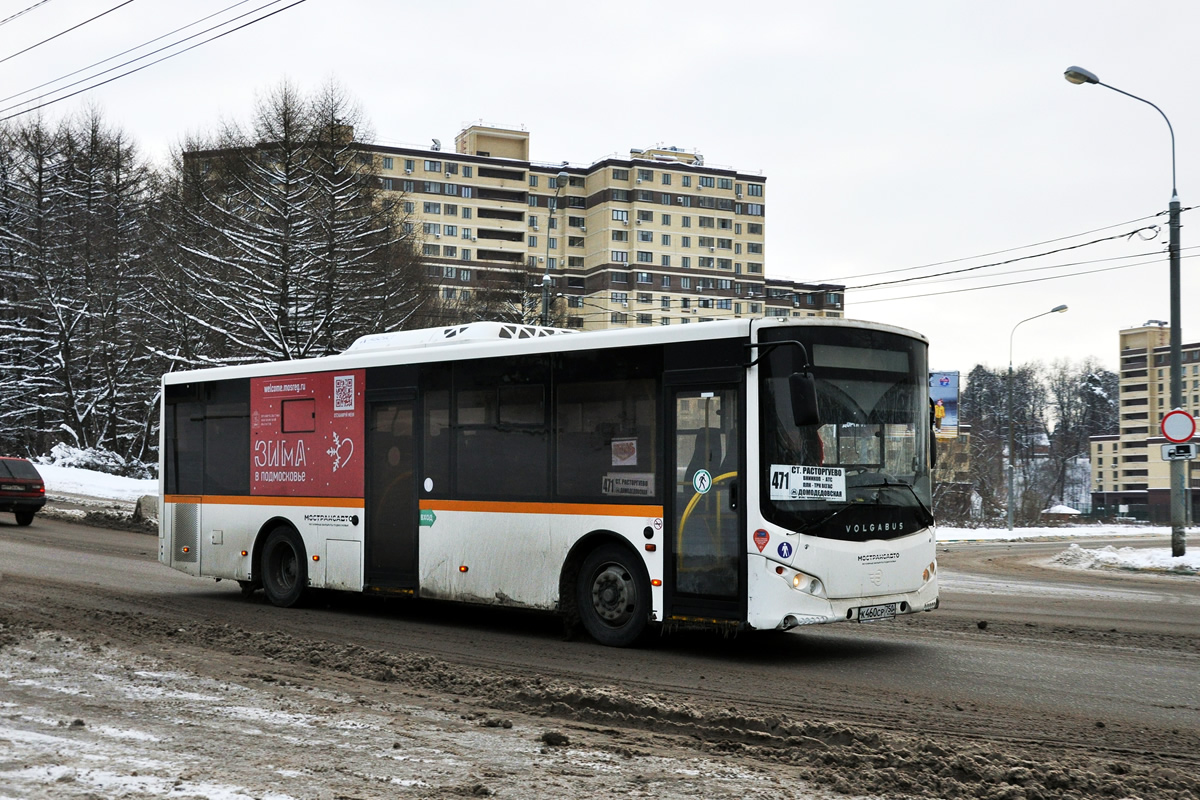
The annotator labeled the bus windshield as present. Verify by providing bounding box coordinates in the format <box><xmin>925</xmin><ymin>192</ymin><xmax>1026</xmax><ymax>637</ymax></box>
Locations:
<box><xmin>759</xmin><ymin>326</ymin><xmax>933</xmax><ymax>542</ymax></box>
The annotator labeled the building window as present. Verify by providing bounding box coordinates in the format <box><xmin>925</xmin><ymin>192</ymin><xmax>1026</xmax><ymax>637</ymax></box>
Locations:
<box><xmin>528</xmin><ymin>235</ymin><xmax>538</xmax><ymax>248</ymax></box>
<box><xmin>661</xmin><ymin>275</ymin><xmax>671</xmax><ymax>288</ymax></box>
<box><xmin>718</xmin><ymin>178</ymin><xmax>733</xmax><ymax>190</ymax></box>
<box><xmin>612</xmin><ymin>251</ymin><xmax>629</xmax><ymax>263</ymax></box>
<box><xmin>698</xmin><ymin>217</ymin><xmax>715</xmax><ymax>228</ymax></box>
<box><xmin>746</xmin><ymin>203</ymin><xmax>764</xmax><ymax>216</ymax></box>
<box><xmin>661</xmin><ymin>173</ymin><xmax>671</xmax><ymax>185</ymax></box>
<box><xmin>680</xmin><ymin>277</ymin><xmax>692</xmax><ymax>289</ymax></box>
<box><xmin>681</xmin><ymin>256</ymin><xmax>691</xmax><ymax>269</ymax></box>
<box><xmin>611</xmin><ymin>230</ymin><xmax>628</xmax><ymax>242</ymax></box>
<box><xmin>568</xmin><ymin>296</ymin><xmax>583</xmax><ymax>308</ymax></box>
<box><xmin>637</xmin><ymin>252</ymin><xmax>654</xmax><ymax>263</ymax></box>
<box><xmin>425</xmin><ymin>160</ymin><xmax>441</xmax><ymax>172</ymax></box>
<box><xmin>423</xmin><ymin>222</ymin><xmax>441</xmax><ymax>235</ymax></box>
<box><xmin>424</xmin><ymin>202</ymin><xmax>441</xmax><ymax>214</ymax></box>
<box><xmin>637</xmin><ymin>169</ymin><xmax>653</xmax><ymax>182</ymax></box>
<box><xmin>638</xmin><ymin>230</ymin><xmax>653</xmax><ymax>242</ymax></box>
<box><xmin>611</xmin><ymin>312</ymin><xmax>628</xmax><ymax>324</ymax></box>
<box><xmin>682</xmin><ymin>176</ymin><xmax>692</xmax><ymax>187</ymax></box>
<box><xmin>661</xmin><ymin>234</ymin><xmax>671</xmax><ymax>246</ymax></box>
<box><xmin>404</xmin><ymin>159</ymin><xmax>415</xmax><ymax>172</ymax></box>
<box><xmin>747</xmin><ymin>183</ymin><xmax>763</xmax><ymax>196</ymax></box>
<box><xmin>529</xmin><ymin>175</ymin><xmax>539</xmax><ymax>187</ymax></box>
<box><xmin>612</xmin><ymin>189</ymin><xmax>630</xmax><ymax>201</ymax></box>
<box><xmin>681</xmin><ymin>236</ymin><xmax>691</xmax><ymax>248</ymax></box>
<box><xmin>699</xmin><ymin>176</ymin><xmax>715</xmax><ymax>188</ymax></box>
<box><xmin>661</xmin><ymin>255</ymin><xmax>671</xmax><ymax>267</ymax></box>
<box><xmin>748</xmin><ymin>262</ymin><xmax>762</xmax><ymax>274</ymax></box>
<box><xmin>382</xmin><ymin>178</ymin><xmax>394</xmax><ymax>191</ymax></box>
<box><xmin>612</xmin><ymin>209</ymin><xmax>629</xmax><ymax>223</ymax></box>
<box><xmin>661</xmin><ymin>213</ymin><xmax>671</xmax><ymax>225</ymax></box>
<box><xmin>613</xmin><ymin>168</ymin><xmax>629</xmax><ymax>180</ymax></box>
<box><xmin>636</xmin><ymin>271</ymin><xmax>652</xmax><ymax>283</ymax></box>
<box><xmin>423</xmin><ymin>244</ymin><xmax>441</xmax><ymax>256</ymax></box>
<box><xmin>462</xmin><ymin>249</ymin><xmax>471</xmax><ymax>260</ymax></box>
<box><xmin>637</xmin><ymin>313</ymin><xmax>653</xmax><ymax>325</ymax></box>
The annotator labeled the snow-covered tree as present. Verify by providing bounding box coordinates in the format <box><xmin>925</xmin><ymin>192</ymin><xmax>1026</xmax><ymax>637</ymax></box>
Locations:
<box><xmin>0</xmin><ymin>111</ymin><xmax>158</xmax><ymax>461</ymax></box>
<box><xmin>150</xmin><ymin>80</ymin><xmax>430</xmax><ymax>365</ymax></box>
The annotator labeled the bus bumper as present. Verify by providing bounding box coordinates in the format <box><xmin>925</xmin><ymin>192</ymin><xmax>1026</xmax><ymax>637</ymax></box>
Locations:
<box><xmin>746</xmin><ymin>553</ymin><xmax>939</xmax><ymax>631</ymax></box>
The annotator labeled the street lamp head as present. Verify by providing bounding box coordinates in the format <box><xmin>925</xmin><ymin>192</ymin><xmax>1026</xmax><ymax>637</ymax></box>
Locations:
<box><xmin>1064</xmin><ymin>66</ymin><xmax>1099</xmax><ymax>85</ymax></box>
<box><xmin>556</xmin><ymin>170</ymin><xmax>569</xmax><ymax>182</ymax></box>
<box><xmin>1051</xmin><ymin>304</ymin><xmax>1068</xmax><ymax>313</ymax></box>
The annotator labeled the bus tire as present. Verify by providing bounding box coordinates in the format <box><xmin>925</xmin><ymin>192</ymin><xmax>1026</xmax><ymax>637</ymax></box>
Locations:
<box><xmin>261</xmin><ymin>527</ymin><xmax>308</xmax><ymax>608</ymax></box>
<box><xmin>577</xmin><ymin>543</ymin><xmax>649</xmax><ymax>647</ymax></box>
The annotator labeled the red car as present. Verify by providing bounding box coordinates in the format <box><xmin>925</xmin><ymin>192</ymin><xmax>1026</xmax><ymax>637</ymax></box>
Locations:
<box><xmin>0</xmin><ymin>457</ymin><xmax>46</xmax><ymax>526</ymax></box>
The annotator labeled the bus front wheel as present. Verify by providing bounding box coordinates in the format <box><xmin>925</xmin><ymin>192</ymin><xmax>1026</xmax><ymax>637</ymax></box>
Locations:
<box><xmin>577</xmin><ymin>544</ymin><xmax>649</xmax><ymax>647</ymax></box>
<box><xmin>261</xmin><ymin>527</ymin><xmax>308</xmax><ymax>608</ymax></box>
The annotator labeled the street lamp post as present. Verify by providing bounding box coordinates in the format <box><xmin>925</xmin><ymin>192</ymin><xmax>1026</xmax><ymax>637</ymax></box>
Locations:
<box><xmin>540</xmin><ymin>170</ymin><xmax>570</xmax><ymax>327</ymax></box>
<box><xmin>1008</xmin><ymin>304</ymin><xmax>1068</xmax><ymax>531</ymax></box>
<box><xmin>1065</xmin><ymin>66</ymin><xmax>1187</xmax><ymax>555</ymax></box>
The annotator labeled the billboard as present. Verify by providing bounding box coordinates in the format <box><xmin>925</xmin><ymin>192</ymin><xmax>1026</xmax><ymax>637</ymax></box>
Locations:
<box><xmin>929</xmin><ymin>371</ymin><xmax>960</xmax><ymax>439</ymax></box>
<box><xmin>250</xmin><ymin>370</ymin><xmax>365</xmax><ymax>497</ymax></box>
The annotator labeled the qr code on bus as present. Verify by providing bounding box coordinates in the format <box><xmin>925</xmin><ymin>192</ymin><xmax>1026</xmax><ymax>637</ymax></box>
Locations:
<box><xmin>333</xmin><ymin>375</ymin><xmax>355</xmax><ymax>411</ymax></box>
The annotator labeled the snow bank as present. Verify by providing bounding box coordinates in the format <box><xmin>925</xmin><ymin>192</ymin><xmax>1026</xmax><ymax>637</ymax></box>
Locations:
<box><xmin>1051</xmin><ymin>543</ymin><xmax>1200</xmax><ymax>574</ymax></box>
<box><xmin>38</xmin><ymin>464</ymin><xmax>157</xmax><ymax>503</ymax></box>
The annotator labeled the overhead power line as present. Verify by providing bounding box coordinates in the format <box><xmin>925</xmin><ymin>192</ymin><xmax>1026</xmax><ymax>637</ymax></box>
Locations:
<box><xmin>810</xmin><ymin>211</ymin><xmax>1168</xmax><ymax>285</ymax></box>
<box><xmin>842</xmin><ymin>224</ymin><xmax>1163</xmax><ymax>292</ymax></box>
<box><xmin>0</xmin><ymin>0</ymin><xmax>55</xmax><ymax>29</ymax></box>
<box><xmin>850</xmin><ymin>246</ymin><xmax>1200</xmax><ymax>293</ymax></box>
<box><xmin>0</xmin><ymin>0</ymin><xmax>256</xmax><ymax>107</ymax></box>
<box><xmin>0</xmin><ymin>0</ymin><xmax>135</xmax><ymax>66</ymax></box>
<box><xmin>853</xmin><ymin>251</ymin><xmax>1199</xmax><ymax>305</ymax></box>
<box><xmin>0</xmin><ymin>0</ymin><xmax>308</xmax><ymax>123</ymax></box>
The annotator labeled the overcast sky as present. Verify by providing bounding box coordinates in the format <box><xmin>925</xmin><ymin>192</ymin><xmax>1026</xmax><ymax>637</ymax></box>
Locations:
<box><xmin>5</xmin><ymin>0</ymin><xmax>1198</xmax><ymax>376</ymax></box>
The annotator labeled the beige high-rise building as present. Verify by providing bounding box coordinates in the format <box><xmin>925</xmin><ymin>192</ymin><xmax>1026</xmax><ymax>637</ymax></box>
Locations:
<box><xmin>1089</xmin><ymin>322</ymin><xmax>1200</xmax><ymax>521</ymax></box>
<box><xmin>372</xmin><ymin>123</ymin><xmax>844</xmax><ymax>329</ymax></box>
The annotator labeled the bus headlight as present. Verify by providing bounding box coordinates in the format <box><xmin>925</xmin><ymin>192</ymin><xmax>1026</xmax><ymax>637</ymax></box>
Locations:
<box><xmin>774</xmin><ymin>564</ymin><xmax>826</xmax><ymax>597</ymax></box>
<box><xmin>791</xmin><ymin>571</ymin><xmax>826</xmax><ymax>598</ymax></box>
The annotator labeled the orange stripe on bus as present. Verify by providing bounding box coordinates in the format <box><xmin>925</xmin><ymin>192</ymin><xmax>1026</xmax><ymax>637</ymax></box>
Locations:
<box><xmin>163</xmin><ymin>495</ymin><xmax>363</xmax><ymax>508</ymax></box>
<box><xmin>419</xmin><ymin>499</ymin><xmax>663</xmax><ymax>517</ymax></box>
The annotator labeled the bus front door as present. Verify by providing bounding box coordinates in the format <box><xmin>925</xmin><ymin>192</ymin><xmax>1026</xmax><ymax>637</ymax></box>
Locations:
<box><xmin>668</xmin><ymin>385</ymin><xmax>744</xmax><ymax>622</ymax></box>
<box><xmin>365</xmin><ymin>394</ymin><xmax>418</xmax><ymax>590</ymax></box>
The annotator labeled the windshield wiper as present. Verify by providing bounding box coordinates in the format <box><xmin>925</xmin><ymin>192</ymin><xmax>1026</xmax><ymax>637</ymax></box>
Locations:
<box><xmin>851</xmin><ymin>479</ymin><xmax>934</xmax><ymax>526</ymax></box>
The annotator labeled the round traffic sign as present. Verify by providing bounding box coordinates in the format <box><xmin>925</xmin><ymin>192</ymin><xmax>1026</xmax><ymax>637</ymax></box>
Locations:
<box><xmin>1161</xmin><ymin>408</ymin><xmax>1196</xmax><ymax>443</ymax></box>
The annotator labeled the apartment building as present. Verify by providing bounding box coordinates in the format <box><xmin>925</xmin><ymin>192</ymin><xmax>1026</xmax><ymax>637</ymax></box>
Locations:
<box><xmin>372</xmin><ymin>123</ymin><xmax>843</xmax><ymax>329</ymax></box>
<box><xmin>1089</xmin><ymin>322</ymin><xmax>1200</xmax><ymax>521</ymax></box>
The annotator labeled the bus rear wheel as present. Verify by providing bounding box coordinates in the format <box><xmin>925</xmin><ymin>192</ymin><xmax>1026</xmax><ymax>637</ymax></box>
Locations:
<box><xmin>577</xmin><ymin>544</ymin><xmax>649</xmax><ymax>647</ymax></box>
<box><xmin>261</xmin><ymin>527</ymin><xmax>308</xmax><ymax>608</ymax></box>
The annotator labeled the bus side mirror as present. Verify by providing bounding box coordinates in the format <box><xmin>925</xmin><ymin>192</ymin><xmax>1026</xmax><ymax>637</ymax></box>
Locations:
<box><xmin>789</xmin><ymin>372</ymin><xmax>821</xmax><ymax>427</ymax></box>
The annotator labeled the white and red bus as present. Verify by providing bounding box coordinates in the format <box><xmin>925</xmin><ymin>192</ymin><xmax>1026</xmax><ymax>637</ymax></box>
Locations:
<box><xmin>159</xmin><ymin>317</ymin><xmax>938</xmax><ymax>646</ymax></box>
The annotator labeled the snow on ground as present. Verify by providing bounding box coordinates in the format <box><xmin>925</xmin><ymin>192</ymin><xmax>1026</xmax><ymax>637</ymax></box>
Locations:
<box><xmin>36</xmin><ymin>465</ymin><xmax>1198</xmax><ymax>576</ymax></box>
<box><xmin>37</xmin><ymin>464</ymin><xmax>157</xmax><ymax>504</ymax></box>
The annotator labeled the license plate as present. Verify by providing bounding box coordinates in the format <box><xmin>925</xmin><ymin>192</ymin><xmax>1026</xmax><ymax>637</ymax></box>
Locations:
<box><xmin>856</xmin><ymin>603</ymin><xmax>897</xmax><ymax>623</ymax></box>
<box><xmin>1</xmin><ymin>484</ymin><xmax>23</xmax><ymax>491</ymax></box>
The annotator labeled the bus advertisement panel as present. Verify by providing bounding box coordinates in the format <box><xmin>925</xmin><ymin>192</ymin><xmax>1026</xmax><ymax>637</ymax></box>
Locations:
<box><xmin>250</xmin><ymin>369</ymin><xmax>365</xmax><ymax>497</ymax></box>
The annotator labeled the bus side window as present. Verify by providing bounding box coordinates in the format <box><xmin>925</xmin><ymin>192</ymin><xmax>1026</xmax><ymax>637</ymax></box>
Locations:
<box><xmin>556</xmin><ymin>378</ymin><xmax>656</xmax><ymax>499</ymax></box>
